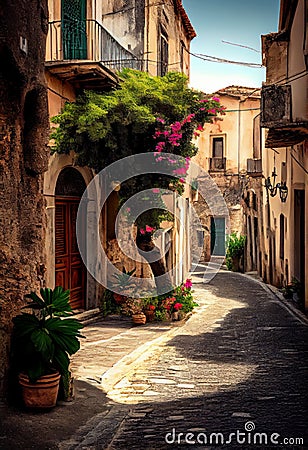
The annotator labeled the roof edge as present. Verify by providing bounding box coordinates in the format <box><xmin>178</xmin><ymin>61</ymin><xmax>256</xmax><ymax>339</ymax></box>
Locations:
<box><xmin>175</xmin><ymin>0</ymin><xmax>197</xmax><ymax>40</ymax></box>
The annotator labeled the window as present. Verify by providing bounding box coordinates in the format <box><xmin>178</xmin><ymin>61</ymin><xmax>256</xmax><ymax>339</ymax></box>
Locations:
<box><xmin>209</xmin><ymin>136</ymin><xmax>226</xmax><ymax>171</ymax></box>
<box><xmin>212</xmin><ymin>137</ymin><xmax>224</xmax><ymax>158</ymax></box>
<box><xmin>158</xmin><ymin>29</ymin><xmax>168</xmax><ymax>77</ymax></box>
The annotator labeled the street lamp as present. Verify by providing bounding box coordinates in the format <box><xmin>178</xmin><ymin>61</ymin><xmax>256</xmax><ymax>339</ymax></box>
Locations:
<box><xmin>264</xmin><ymin>166</ymin><xmax>288</xmax><ymax>202</ymax></box>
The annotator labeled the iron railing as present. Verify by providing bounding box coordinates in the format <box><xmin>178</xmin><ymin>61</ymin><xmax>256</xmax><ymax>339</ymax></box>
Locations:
<box><xmin>46</xmin><ymin>19</ymin><xmax>141</xmax><ymax>72</ymax></box>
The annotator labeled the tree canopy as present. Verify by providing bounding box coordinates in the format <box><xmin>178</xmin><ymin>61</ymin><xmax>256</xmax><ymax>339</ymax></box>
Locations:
<box><xmin>51</xmin><ymin>69</ymin><xmax>225</xmax><ymax>231</ymax></box>
<box><xmin>51</xmin><ymin>68</ymin><xmax>225</xmax><ymax>171</ymax></box>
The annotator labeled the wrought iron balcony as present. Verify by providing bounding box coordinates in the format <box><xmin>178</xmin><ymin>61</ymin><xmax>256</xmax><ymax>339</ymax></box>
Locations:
<box><xmin>209</xmin><ymin>157</ymin><xmax>226</xmax><ymax>171</ymax></box>
<box><xmin>46</xmin><ymin>19</ymin><xmax>141</xmax><ymax>89</ymax></box>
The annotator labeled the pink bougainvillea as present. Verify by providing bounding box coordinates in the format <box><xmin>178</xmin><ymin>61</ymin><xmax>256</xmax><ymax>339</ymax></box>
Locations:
<box><xmin>184</xmin><ymin>278</ymin><xmax>192</xmax><ymax>289</ymax></box>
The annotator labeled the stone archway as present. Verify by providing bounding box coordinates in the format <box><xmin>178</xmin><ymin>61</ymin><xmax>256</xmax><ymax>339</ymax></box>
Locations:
<box><xmin>55</xmin><ymin>167</ymin><xmax>87</xmax><ymax>310</ymax></box>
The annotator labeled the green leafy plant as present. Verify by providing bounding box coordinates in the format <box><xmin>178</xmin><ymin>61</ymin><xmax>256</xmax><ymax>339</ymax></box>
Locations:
<box><xmin>51</xmin><ymin>69</ymin><xmax>226</xmax><ymax>286</ymax></box>
<box><xmin>111</xmin><ymin>267</ymin><xmax>136</xmax><ymax>290</ymax></box>
<box><xmin>281</xmin><ymin>277</ymin><xmax>302</xmax><ymax>300</ymax></box>
<box><xmin>51</xmin><ymin>69</ymin><xmax>225</xmax><ymax>206</ymax></box>
<box><xmin>191</xmin><ymin>178</ymin><xmax>199</xmax><ymax>191</ymax></box>
<box><xmin>11</xmin><ymin>287</ymin><xmax>84</xmax><ymax>383</ymax></box>
<box><xmin>99</xmin><ymin>288</ymin><xmax>121</xmax><ymax>316</ymax></box>
<box><xmin>225</xmin><ymin>233</ymin><xmax>246</xmax><ymax>271</ymax></box>
<box><xmin>151</xmin><ymin>279</ymin><xmax>198</xmax><ymax>320</ymax></box>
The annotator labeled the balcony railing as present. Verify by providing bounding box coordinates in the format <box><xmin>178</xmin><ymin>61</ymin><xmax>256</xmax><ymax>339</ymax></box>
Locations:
<box><xmin>46</xmin><ymin>19</ymin><xmax>141</xmax><ymax>72</ymax></box>
<box><xmin>209</xmin><ymin>157</ymin><xmax>226</xmax><ymax>171</ymax></box>
<box><xmin>247</xmin><ymin>158</ymin><xmax>262</xmax><ymax>175</ymax></box>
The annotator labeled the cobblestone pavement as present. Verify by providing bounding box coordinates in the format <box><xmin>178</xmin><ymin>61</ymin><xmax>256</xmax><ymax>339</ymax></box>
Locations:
<box><xmin>60</xmin><ymin>270</ymin><xmax>308</xmax><ymax>450</ymax></box>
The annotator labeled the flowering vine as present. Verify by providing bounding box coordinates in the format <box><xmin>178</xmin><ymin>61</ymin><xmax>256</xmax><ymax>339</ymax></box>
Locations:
<box><xmin>151</xmin><ymin>96</ymin><xmax>226</xmax><ymax>194</ymax></box>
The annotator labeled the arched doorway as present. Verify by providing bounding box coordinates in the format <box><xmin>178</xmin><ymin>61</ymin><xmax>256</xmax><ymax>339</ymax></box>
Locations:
<box><xmin>55</xmin><ymin>168</ymin><xmax>87</xmax><ymax>310</ymax></box>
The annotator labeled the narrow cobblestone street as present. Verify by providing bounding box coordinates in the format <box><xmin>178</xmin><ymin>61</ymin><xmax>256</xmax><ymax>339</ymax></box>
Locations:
<box><xmin>59</xmin><ymin>269</ymin><xmax>308</xmax><ymax>450</ymax></box>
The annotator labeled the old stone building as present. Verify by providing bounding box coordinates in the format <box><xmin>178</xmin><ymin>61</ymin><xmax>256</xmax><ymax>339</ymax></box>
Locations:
<box><xmin>44</xmin><ymin>0</ymin><xmax>196</xmax><ymax>311</ymax></box>
<box><xmin>260</xmin><ymin>0</ymin><xmax>308</xmax><ymax>312</ymax></box>
<box><xmin>101</xmin><ymin>0</ymin><xmax>195</xmax><ymax>78</ymax></box>
<box><xmin>192</xmin><ymin>86</ymin><xmax>262</xmax><ymax>264</ymax></box>
<box><xmin>0</xmin><ymin>0</ymin><xmax>49</xmax><ymax>400</ymax></box>
<box><xmin>0</xmin><ymin>0</ymin><xmax>196</xmax><ymax>400</ymax></box>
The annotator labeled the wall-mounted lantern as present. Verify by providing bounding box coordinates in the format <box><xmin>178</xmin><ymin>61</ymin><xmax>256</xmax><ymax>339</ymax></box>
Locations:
<box><xmin>264</xmin><ymin>166</ymin><xmax>288</xmax><ymax>202</ymax></box>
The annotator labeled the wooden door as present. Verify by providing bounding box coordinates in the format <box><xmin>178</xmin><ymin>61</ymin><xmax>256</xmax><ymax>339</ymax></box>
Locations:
<box><xmin>55</xmin><ymin>197</ymin><xmax>85</xmax><ymax>310</ymax></box>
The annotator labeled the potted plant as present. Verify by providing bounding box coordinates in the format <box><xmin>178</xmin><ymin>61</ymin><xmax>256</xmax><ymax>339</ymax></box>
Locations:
<box><xmin>142</xmin><ymin>297</ymin><xmax>157</xmax><ymax>322</ymax></box>
<box><xmin>225</xmin><ymin>233</ymin><xmax>246</xmax><ymax>272</ymax></box>
<box><xmin>111</xmin><ymin>267</ymin><xmax>136</xmax><ymax>304</ymax></box>
<box><xmin>122</xmin><ymin>298</ymin><xmax>147</xmax><ymax>325</ymax></box>
<box><xmin>11</xmin><ymin>286</ymin><xmax>84</xmax><ymax>409</ymax></box>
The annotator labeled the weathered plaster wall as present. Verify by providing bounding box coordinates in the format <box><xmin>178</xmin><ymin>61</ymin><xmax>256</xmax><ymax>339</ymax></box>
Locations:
<box><xmin>102</xmin><ymin>0</ymin><xmax>146</xmax><ymax>59</ymax></box>
<box><xmin>0</xmin><ymin>0</ymin><xmax>49</xmax><ymax>400</ymax></box>
<box><xmin>192</xmin><ymin>91</ymin><xmax>260</xmax><ymax>262</ymax></box>
<box><xmin>146</xmin><ymin>1</ymin><xmax>191</xmax><ymax>77</ymax></box>
<box><xmin>102</xmin><ymin>0</ymin><xmax>191</xmax><ymax>77</ymax></box>
<box><xmin>262</xmin><ymin>141</ymin><xmax>307</xmax><ymax>307</ymax></box>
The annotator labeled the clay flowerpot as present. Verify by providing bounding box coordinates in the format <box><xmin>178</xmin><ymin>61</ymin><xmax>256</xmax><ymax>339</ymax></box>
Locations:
<box><xmin>132</xmin><ymin>313</ymin><xmax>147</xmax><ymax>325</ymax></box>
<box><xmin>172</xmin><ymin>311</ymin><xmax>179</xmax><ymax>321</ymax></box>
<box><xmin>18</xmin><ymin>371</ymin><xmax>61</xmax><ymax>409</ymax></box>
<box><xmin>113</xmin><ymin>293</ymin><xmax>127</xmax><ymax>304</ymax></box>
<box><xmin>145</xmin><ymin>309</ymin><xmax>155</xmax><ymax>322</ymax></box>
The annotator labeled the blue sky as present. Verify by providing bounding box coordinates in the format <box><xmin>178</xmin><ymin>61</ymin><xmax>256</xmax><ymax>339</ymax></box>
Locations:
<box><xmin>182</xmin><ymin>0</ymin><xmax>280</xmax><ymax>93</ymax></box>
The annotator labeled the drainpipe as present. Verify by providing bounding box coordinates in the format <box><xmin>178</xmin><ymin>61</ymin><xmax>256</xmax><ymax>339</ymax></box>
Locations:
<box><xmin>146</xmin><ymin>0</ymin><xmax>149</xmax><ymax>72</ymax></box>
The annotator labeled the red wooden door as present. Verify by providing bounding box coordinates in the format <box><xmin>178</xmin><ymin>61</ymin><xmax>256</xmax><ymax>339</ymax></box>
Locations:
<box><xmin>55</xmin><ymin>197</ymin><xmax>85</xmax><ymax>310</ymax></box>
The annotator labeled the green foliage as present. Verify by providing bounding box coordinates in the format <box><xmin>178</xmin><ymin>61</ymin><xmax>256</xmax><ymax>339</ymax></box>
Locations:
<box><xmin>51</xmin><ymin>69</ymin><xmax>223</xmax><ymax>170</ymax></box>
<box><xmin>51</xmin><ymin>68</ymin><xmax>225</xmax><ymax>233</ymax></box>
<box><xmin>281</xmin><ymin>277</ymin><xmax>302</xmax><ymax>299</ymax></box>
<box><xmin>111</xmin><ymin>267</ymin><xmax>136</xmax><ymax>290</ymax></box>
<box><xmin>154</xmin><ymin>309</ymin><xmax>168</xmax><ymax>322</ymax></box>
<box><xmin>149</xmin><ymin>279</ymin><xmax>197</xmax><ymax>319</ymax></box>
<box><xmin>225</xmin><ymin>233</ymin><xmax>246</xmax><ymax>270</ymax></box>
<box><xmin>99</xmin><ymin>288</ymin><xmax>121</xmax><ymax>316</ymax></box>
<box><xmin>11</xmin><ymin>287</ymin><xmax>84</xmax><ymax>383</ymax></box>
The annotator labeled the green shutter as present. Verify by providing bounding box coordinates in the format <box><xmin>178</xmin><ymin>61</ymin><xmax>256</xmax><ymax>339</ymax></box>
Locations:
<box><xmin>62</xmin><ymin>0</ymin><xmax>87</xmax><ymax>60</ymax></box>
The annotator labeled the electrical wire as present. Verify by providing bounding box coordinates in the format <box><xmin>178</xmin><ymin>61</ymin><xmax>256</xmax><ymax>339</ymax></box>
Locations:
<box><xmin>222</xmin><ymin>40</ymin><xmax>260</xmax><ymax>53</ymax></box>
<box><xmin>186</xmin><ymin>49</ymin><xmax>263</xmax><ymax>68</ymax></box>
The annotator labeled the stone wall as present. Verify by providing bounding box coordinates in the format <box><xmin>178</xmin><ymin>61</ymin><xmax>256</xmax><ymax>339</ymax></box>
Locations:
<box><xmin>0</xmin><ymin>0</ymin><xmax>49</xmax><ymax>400</ymax></box>
<box><xmin>191</xmin><ymin>174</ymin><xmax>244</xmax><ymax>262</ymax></box>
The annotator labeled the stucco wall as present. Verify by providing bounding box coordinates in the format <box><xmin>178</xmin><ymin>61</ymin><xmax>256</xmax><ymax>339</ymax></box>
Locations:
<box><xmin>191</xmin><ymin>92</ymin><xmax>260</xmax><ymax>262</ymax></box>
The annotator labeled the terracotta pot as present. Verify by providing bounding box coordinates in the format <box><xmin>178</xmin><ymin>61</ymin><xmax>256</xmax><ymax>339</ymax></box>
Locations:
<box><xmin>172</xmin><ymin>311</ymin><xmax>179</xmax><ymax>321</ymax></box>
<box><xmin>144</xmin><ymin>309</ymin><xmax>155</xmax><ymax>322</ymax></box>
<box><xmin>18</xmin><ymin>371</ymin><xmax>61</xmax><ymax>409</ymax></box>
<box><xmin>132</xmin><ymin>313</ymin><xmax>147</xmax><ymax>325</ymax></box>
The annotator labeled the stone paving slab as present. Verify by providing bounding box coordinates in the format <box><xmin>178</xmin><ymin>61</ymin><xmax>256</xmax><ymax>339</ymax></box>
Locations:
<box><xmin>1</xmin><ymin>269</ymin><xmax>307</xmax><ymax>450</ymax></box>
<box><xmin>60</xmin><ymin>271</ymin><xmax>308</xmax><ymax>450</ymax></box>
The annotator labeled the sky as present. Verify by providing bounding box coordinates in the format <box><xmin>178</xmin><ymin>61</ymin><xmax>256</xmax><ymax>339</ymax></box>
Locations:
<box><xmin>181</xmin><ymin>0</ymin><xmax>280</xmax><ymax>93</ymax></box>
